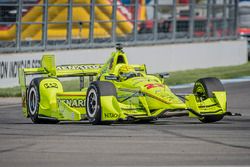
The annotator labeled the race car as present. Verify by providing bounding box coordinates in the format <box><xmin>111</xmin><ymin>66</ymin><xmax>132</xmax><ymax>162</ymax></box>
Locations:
<box><xmin>19</xmin><ymin>45</ymin><xmax>227</xmax><ymax>124</ymax></box>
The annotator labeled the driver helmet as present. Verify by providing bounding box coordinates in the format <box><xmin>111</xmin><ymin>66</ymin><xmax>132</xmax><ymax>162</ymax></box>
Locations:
<box><xmin>118</xmin><ymin>64</ymin><xmax>137</xmax><ymax>81</ymax></box>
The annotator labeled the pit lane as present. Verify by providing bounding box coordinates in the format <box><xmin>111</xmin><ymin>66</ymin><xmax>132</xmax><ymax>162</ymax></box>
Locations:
<box><xmin>0</xmin><ymin>81</ymin><xmax>250</xmax><ymax>167</ymax></box>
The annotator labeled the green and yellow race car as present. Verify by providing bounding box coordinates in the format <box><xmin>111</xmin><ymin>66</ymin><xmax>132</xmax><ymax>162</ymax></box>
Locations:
<box><xmin>19</xmin><ymin>45</ymin><xmax>227</xmax><ymax>124</ymax></box>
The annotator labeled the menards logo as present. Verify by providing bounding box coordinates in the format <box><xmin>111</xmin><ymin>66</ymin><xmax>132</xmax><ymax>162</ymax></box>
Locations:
<box><xmin>59</xmin><ymin>99</ymin><xmax>85</xmax><ymax>108</ymax></box>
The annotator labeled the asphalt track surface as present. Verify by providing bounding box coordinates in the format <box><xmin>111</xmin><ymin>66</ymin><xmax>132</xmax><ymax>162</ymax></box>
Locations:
<box><xmin>0</xmin><ymin>82</ymin><xmax>250</xmax><ymax>167</ymax></box>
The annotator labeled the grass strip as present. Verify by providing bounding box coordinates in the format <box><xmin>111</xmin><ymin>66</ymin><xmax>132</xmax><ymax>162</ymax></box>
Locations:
<box><xmin>165</xmin><ymin>62</ymin><xmax>250</xmax><ymax>85</ymax></box>
<box><xmin>0</xmin><ymin>62</ymin><xmax>249</xmax><ymax>97</ymax></box>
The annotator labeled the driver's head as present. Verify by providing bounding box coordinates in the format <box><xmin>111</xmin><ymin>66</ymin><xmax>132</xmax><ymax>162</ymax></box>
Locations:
<box><xmin>118</xmin><ymin>64</ymin><xmax>136</xmax><ymax>81</ymax></box>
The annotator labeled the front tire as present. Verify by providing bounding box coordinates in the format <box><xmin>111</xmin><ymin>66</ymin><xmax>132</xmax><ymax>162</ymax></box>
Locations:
<box><xmin>86</xmin><ymin>81</ymin><xmax>116</xmax><ymax>125</ymax></box>
<box><xmin>193</xmin><ymin>77</ymin><xmax>225</xmax><ymax>123</ymax></box>
<box><xmin>86</xmin><ymin>85</ymin><xmax>101</xmax><ymax>124</ymax></box>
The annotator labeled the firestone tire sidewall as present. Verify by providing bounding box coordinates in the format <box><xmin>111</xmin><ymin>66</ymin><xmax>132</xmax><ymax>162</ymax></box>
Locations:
<box><xmin>27</xmin><ymin>81</ymin><xmax>40</xmax><ymax>123</ymax></box>
<box><xmin>86</xmin><ymin>84</ymin><xmax>102</xmax><ymax>124</ymax></box>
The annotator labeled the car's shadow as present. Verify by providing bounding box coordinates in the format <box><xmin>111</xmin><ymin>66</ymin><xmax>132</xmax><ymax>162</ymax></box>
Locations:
<box><xmin>0</xmin><ymin>116</ymin><xmax>237</xmax><ymax>126</ymax></box>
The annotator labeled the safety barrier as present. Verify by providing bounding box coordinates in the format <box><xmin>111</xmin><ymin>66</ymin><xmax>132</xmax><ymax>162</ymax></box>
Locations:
<box><xmin>0</xmin><ymin>0</ymin><xmax>238</xmax><ymax>52</ymax></box>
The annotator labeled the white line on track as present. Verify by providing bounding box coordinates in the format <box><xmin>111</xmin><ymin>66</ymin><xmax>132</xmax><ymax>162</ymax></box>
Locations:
<box><xmin>0</xmin><ymin>104</ymin><xmax>20</xmax><ymax>109</ymax></box>
<box><xmin>170</xmin><ymin>76</ymin><xmax>250</xmax><ymax>89</ymax></box>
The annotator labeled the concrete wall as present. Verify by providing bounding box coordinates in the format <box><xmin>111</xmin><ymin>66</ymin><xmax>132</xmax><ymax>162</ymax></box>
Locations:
<box><xmin>0</xmin><ymin>39</ymin><xmax>248</xmax><ymax>88</ymax></box>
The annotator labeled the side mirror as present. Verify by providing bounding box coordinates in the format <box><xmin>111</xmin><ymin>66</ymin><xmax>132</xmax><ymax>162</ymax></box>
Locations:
<box><xmin>159</xmin><ymin>72</ymin><xmax>170</xmax><ymax>79</ymax></box>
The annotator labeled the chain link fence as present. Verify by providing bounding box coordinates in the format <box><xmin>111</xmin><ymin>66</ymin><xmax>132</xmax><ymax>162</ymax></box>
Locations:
<box><xmin>0</xmin><ymin>0</ymin><xmax>238</xmax><ymax>53</ymax></box>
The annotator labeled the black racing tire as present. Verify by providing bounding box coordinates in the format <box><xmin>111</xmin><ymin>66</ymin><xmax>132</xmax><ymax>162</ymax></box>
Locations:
<box><xmin>86</xmin><ymin>81</ymin><xmax>116</xmax><ymax>125</ymax></box>
<box><xmin>193</xmin><ymin>77</ymin><xmax>225</xmax><ymax>123</ymax></box>
<box><xmin>199</xmin><ymin>115</ymin><xmax>224</xmax><ymax>123</ymax></box>
<box><xmin>27</xmin><ymin>78</ymin><xmax>59</xmax><ymax>124</ymax></box>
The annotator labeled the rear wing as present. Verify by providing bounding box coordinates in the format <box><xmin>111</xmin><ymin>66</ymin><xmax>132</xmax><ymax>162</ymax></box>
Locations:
<box><xmin>19</xmin><ymin>54</ymin><xmax>102</xmax><ymax>77</ymax></box>
<box><xmin>18</xmin><ymin>54</ymin><xmax>102</xmax><ymax>94</ymax></box>
<box><xmin>56</xmin><ymin>64</ymin><xmax>102</xmax><ymax>77</ymax></box>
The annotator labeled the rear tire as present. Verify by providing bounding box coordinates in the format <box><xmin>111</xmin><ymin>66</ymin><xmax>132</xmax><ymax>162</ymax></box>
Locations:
<box><xmin>86</xmin><ymin>81</ymin><xmax>116</xmax><ymax>125</ymax></box>
<box><xmin>199</xmin><ymin>115</ymin><xmax>224</xmax><ymax>123</ymax></box>
<box><xmin>27</xmin><ymin>78</ymin><xmax>59</xmax><ymax>124</ymax></box>
<box><xmin>193</xmin><ymin>77</ymin><xmax>225</xmax><ymax>123</ymax></box>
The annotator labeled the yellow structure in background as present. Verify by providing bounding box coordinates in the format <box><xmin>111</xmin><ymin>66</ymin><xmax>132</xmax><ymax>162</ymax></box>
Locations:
<box><xmin>0</xmin><ymin>0</ymin><xmax>137</xmax><ymax>41</ymax></box>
